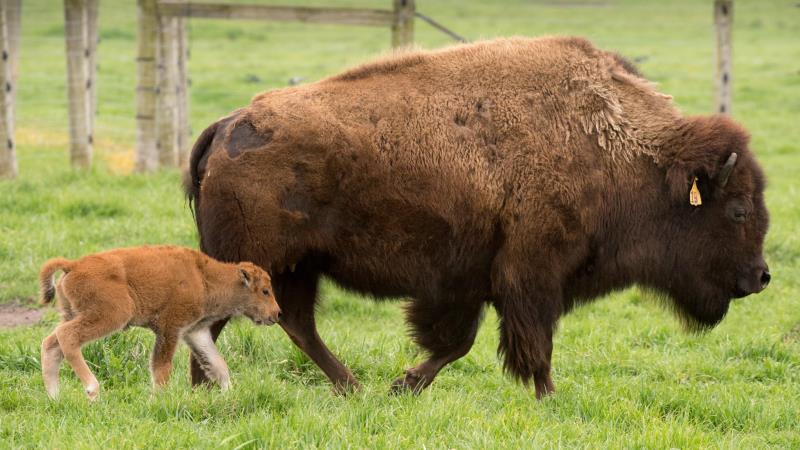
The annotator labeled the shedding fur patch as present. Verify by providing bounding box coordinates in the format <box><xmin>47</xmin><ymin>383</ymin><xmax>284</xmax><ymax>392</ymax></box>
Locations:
<box><xmin>566</xmin><ymin>54</ymin><xmax>675</xmax><ymax>165</ymax></box>
<box><xmin>576</xmin><ymin>80</ymin><xmax>636</xmax><ymax>161</ymax></box>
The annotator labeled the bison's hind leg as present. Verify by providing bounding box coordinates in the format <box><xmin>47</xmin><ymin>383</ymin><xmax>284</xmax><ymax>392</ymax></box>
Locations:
<box><xmin>276</xmin><ymin>265</ymin><xmax>360</xmax><ymax>394</ymax></box>
<box><xmin>391</xmin><ymin>298</ymin><xmax>484</xmax><ymax>394</ymax></box>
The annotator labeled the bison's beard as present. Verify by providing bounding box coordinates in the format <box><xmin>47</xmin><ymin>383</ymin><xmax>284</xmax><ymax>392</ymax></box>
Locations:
<box><xmin>640</xmin><ymin>286</ymin><xmax>731</xmax><ymax>333</ymax></box>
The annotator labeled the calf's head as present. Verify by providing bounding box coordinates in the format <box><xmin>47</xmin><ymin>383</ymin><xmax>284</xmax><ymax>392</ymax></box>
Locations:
<box><xmin>656</xmin><ymin>116</ymin><xmax>770</xmax><ymax>328</ymax></box>
<box><xmin>236</xmin><ymin>262</ymin><xmax>281</xmax><ymax>325</ymax></box>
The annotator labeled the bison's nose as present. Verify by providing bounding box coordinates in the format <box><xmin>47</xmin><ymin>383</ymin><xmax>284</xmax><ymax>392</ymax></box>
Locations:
<box><xmin>736</xmin><ymin>262</ymin><xmax>770</xmax><ymax>297</ymax></box>
<box><xmin>760</xmin><ymin>270</ymin><xmax>771</xmax><ymax>289</ymax></box>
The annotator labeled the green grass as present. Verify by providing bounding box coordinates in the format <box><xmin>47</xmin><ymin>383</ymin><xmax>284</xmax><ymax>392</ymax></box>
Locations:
<box><xmin>2</xmin><ymin>0</ymin><xmax>800</xmax><ymax>448</ymax></box>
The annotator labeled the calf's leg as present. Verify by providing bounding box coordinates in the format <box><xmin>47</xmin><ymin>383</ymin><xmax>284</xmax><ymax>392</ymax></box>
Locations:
<box><xmin>190</xmin><ymin>318</ymin><xmax>228</xmax><ymax>386</ymax></box>
<box><xmin>277</xmin><ymin>267</ymin><xmax>360</xmax><ymax>394</ymax></box>
<box><xmin>41</xmin><ymin>331</ymin><xmax>64</xmax><ymax>399</ymax></box>
<box><xmin>391</xmin><ymin>299</ymin><xmax>484</xmax><ymax>394</ymax></box>
<box><xmin>151</xmin><ymin>330</ymin><xmax>180</xmax><ymax>389</ymax></box>
<box><xmin>184</xmin><ymin>327</ymin><xmax>232</xmax><ymax>391</ymax></box>
<box><xmin>55</xmin><ymin>310</ymin><xmax>130</xmax><ymax>401</ymax></box>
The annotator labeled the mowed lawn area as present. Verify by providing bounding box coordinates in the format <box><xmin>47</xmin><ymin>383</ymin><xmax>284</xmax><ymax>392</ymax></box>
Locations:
<box><xmin>1</xmin><ymin>0</ymin><xmax>799</xmax><ymax>447</ymax></box>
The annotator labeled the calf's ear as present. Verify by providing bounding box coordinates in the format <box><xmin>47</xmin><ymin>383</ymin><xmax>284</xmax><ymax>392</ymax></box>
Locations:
<box><xmin>239</xmin><ymin>267</ymin><xmax>252</xmax><ymax>287</ymax></box>
<box><xmin>665</xmin><ymin>115</ymin><xmax>749</xmax><ymax>202</ymax></box>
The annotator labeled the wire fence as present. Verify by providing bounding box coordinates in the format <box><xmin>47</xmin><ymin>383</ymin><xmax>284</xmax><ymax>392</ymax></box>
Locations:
<box><xmin>6</xmin><ymin>0</ymin><xmax>469</xmax><ymax>175</ymax></box>
<box><xmin>13</xmin><ymin>3</ymin><xmax>134</xmax><ymax>165</ymax></box>
<box><xmin>5</xmin><ymin>0</ymin><xmax>745</xmax><ymax>175</ymax></box>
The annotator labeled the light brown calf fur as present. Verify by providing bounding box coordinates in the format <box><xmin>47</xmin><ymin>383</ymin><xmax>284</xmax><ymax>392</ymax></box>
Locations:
<box><xmin>38</xmin><ymin>245</ymin><xmax>280</xmax><ymax>401</ymax></box>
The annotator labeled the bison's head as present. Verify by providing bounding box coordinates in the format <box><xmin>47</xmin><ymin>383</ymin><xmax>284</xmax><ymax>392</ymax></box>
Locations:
<box><xmin>656</xmin><ymin>115</ymin><xmax>769</xmax><ymax>329</ymax></box>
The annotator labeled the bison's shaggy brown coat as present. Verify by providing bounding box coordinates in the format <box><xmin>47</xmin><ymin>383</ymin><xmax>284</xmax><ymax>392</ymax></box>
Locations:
<box><xmin>39</xmin><ymin>245</ymin><xmax>280</xmax><ymax>400</ymax></box>
<box><xmin>185</xmin><ymin>37</ymin><xmax>769</xmax><ymax>397</ymax></box>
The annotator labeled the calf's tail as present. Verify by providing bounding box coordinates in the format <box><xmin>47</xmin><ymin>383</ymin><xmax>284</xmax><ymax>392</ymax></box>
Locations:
<box><xmin>39</xmin><ymin>258</ymin><xmax>72</xmax><ymax>304</ymax></box>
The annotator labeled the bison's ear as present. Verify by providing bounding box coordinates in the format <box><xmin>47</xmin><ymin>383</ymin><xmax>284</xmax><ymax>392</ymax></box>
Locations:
<box><xmin>239</xmin><ymin>267</ymin><xmax>252</xmax><ymax>288</ymax></box>
<box><xmin>664</xmin><ymin>115</ymin><xmax>749</xmax><ymax>202</ymax></box>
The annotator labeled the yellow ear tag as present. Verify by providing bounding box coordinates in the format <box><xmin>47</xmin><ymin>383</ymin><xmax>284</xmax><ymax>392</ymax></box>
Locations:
<box><xmin>689</xmin><ymin>177</ymin><xmax>702</xmax><ymax>206</ymax></box>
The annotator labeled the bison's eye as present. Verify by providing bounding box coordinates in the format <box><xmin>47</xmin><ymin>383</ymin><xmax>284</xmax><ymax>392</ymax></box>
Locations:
<box><xmin>262</xmin><ymin>288</ymin><xmax>270</xmax><ymax>296</ymax></box>
<box><xmin>726</xmin><ymin>200</ymin><xmax>749</xmax><ymax>223</ymax></box>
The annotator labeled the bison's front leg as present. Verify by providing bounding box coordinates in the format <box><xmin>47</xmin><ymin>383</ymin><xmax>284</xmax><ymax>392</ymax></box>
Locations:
<box><xmin>494</xmin><ymin>292</ymin><xmax>558</xmax><ymax>399</ymax></box>
<box><xmin>490</xmin><ymin>232</ymin><xmax>568</xmax><ymax>399</ymax></box>
<box><xmin>491</xmin><ymin>243</ymin><xmax>562</xmax><ymax>399</ymax></box>
<box><xmin>391</xmin><ymin>298</ymin><xmax>484</xmax><ymax>394</ymax></box>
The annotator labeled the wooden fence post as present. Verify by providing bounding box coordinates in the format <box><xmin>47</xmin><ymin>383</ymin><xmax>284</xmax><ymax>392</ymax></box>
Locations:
<box><xmin>0</xmin><ymin>1</ymin><xmax>18</xmax><ymax>178</ymax></box>
<box><xmin>156</xmin><ymin>13</ymin><xmax>178</xmax><ymax>167</ymax></box>
<box><xmin>64</xmin><ymin>0</ymin><xmax>95</xmax><ymax>169</ymax></box>
<box><xmin>714</xmin><ymin>0</ymin><xmax>733</xmax><ymax>115</ymax></box>
<box><xmin>391</xmin><ymin>0</ymin><xmax>414</xmax><ymax>49</ymax></box>
<box><xmin>175</xmin><ymin>17</ymin><xmax>190</xmax><ymax>167</ymax></box>
<box><xmin>7</xmin><ymin>0</ymin><xmax>20</xmax><ymax>127</ymax></box>
<box><xmin>136</xmin><ymin>0</ymin><xmax>158</xmax><ymax>172</ymax></box>
<box><xmin>87</xmin><ymin>0</ymin><xmax>98</xmax><ymax>138</ymax></box>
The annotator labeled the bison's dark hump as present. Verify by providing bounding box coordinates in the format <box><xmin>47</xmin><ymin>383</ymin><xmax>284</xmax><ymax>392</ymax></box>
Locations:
<box><xmin>611</xmin><ymin>52</ymin><xmax>643</xmax><ymax>77</ymax></box>
<box><xmin>328</xmin><ymin>53</ymin><xmax>427</xmax><ymax>82</ymax></box>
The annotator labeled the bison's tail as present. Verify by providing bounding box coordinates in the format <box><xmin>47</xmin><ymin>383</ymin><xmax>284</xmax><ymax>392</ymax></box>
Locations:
<box><xmin>183</xmin><ymin>120</ymin><xmax>221</xmax><ymax>225</ymax></box>
<box><xmin>39</xmin><ymin>257</ymin><xmax>72</xmax><ymax>305</ymax></box>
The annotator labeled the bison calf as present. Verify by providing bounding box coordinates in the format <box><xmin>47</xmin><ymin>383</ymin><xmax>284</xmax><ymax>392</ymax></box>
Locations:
<box><xmin>38</xmin><ymin>245</ymin><xmax>280</xmax><ymax>401</ymax></box>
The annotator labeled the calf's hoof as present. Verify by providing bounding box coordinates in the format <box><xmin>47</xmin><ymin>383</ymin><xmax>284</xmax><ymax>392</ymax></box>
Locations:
<box><xmin>85</xmin><ymin>383</ymin><xmax>100</xmax><ymax>402</ymax></box>
<box><xmin>45</xmin><ymin>385</ymin><xmax>59</xmax><ymax>400</ymax></box>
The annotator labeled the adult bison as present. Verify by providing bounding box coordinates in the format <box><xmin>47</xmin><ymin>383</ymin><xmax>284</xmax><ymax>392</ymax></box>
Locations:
<box><xmin>184</xmin><ymin>37</ymin><xmax>770</xmax><ymax>398</ymax></box>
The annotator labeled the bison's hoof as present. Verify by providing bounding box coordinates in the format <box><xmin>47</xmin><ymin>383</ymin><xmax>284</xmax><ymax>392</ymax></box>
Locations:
<box><xmin>331</xmin><ymin>379</ymin><xmax>361</xmax><ymax>396</ymax></box>
<box><xmin>534</xmin><ymin>375</ymin><xmax>555</xmax><ymax>400</ymax></box>
<box><xmin>389</xmin><ymin>369</ymin><xmax>429</xmax><ymax>395</ymax></box>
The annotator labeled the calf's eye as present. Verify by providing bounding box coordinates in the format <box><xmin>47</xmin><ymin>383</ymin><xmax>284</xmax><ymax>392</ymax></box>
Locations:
<box><xmin>262</xmin><ymin>288</ymin><xmax>270</xmax><ymax>296</ymax></box>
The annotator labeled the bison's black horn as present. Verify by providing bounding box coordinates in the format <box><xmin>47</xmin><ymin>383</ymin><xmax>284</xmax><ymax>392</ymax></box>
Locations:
<box><xmin>718</xmin><ymin>152</ymin><xmax>738</xmax><ymax>188</ymax></box>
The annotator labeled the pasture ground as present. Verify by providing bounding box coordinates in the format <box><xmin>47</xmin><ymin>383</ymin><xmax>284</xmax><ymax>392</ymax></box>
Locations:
<box><xmin>1</xmin><ymin>0</ymin><xmax>799</xmax><ymax>448</ymax></box>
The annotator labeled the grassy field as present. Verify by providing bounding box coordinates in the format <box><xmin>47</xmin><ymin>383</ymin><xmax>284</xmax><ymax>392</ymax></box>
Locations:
<box><xmin>1</xmin><ymin>0</ymin><xmax>799</xmax><ymax>447</ymax></box>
